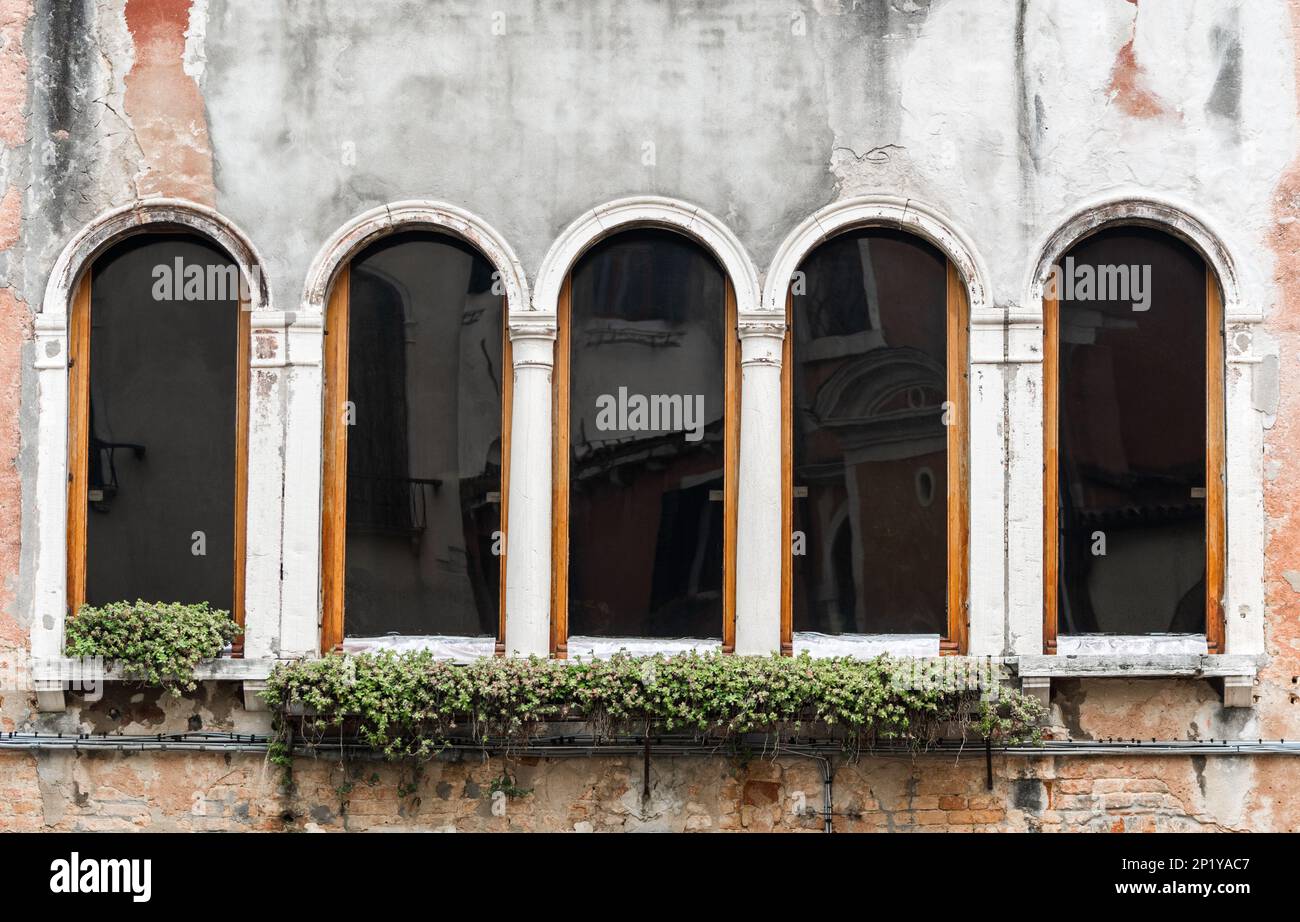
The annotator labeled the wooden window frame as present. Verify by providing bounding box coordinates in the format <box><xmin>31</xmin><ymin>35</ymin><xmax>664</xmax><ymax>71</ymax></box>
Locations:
<box><xmin>65</xmin><ymin>262</ymin><xmax>251</xmax><ymax>656</ymax></box>
<box><xmin>550</xmin><ymin>261</ymin><xmax>740</xmax><ymax>658</ymax></box>
<box><xmin>780</xmin><ymin>255</ymin><xmax>970</xmax><ymax>655</ymax></box>
<box><xmin>319</xmin><ymin>256</ymin><xmax>513</xmax><ymax>653</ymax></box>
<box><xmin>1042</xmin><ymin>259</ymin><xmax>1226</xmax><ymax>654</ymax></box>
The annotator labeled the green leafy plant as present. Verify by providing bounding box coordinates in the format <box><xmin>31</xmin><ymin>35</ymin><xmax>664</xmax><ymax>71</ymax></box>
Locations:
<box><xmin>64</xmin><ymin>600</ymin><xmax>242</xmax><ymax>696</ymax></box>
<box><xmin>489</xmin><ymin>772</ymin><xmax>533</xmax><ymax>800</ymax></box>
<box><xmin>263</xmin><ymin>650</ymin><xmax>1043</xmax><ymax>786</ymax></box>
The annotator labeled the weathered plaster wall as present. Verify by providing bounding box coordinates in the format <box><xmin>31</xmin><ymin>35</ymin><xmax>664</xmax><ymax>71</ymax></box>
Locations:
<box><xmin>0</xmin><ymin>0</ymin><xmax>1298</xmax><ymax>830</ymax></box>
<box><xmin>0</xmin><ymin>684</ymin><xmax>1279</xmax><ymax>832</ymax></box>
<box><xmin>0</xmin><ymin>0</ymin><xmax>32</xmax><ymax>659</ymax></box>
<box><xmin>0</xmin><ymin>749</ymin><xmax>1268</xmax><ymax>833</ymax></box>
<box><xmin>188</xmin><ymin>0</ymin><xmax>1294</xmax><ymax>311</ymax></box>
<box><xmin>1261</xmin><ymin>0</ymin><xmax>1300</xmax><ymax>833</ymax></box>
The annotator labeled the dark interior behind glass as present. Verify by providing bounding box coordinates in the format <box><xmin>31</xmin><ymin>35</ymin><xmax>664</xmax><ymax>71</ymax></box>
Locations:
<box><xmin>86</xmin><ymin>234</ymin><xmax>238</xmax><ymax>610</ymax></box>
<box><xmin>342</xmin><ymin>232</ymin><xmax>503</xmax><ymax>637</ymax></box>
<box><xmin>1056</xmin><ymin>227</ymin><xmax>1209</xmax><ymax>635</ymax></box>
<box><xmin>790</xmin><ymin>229</ymin><xmax>948</xmax><ymax>636</ymax></box>
<box><xmin>567</xmin><ymin>229</ymin><xmax>726</xmax><ymax>638</ymax></box>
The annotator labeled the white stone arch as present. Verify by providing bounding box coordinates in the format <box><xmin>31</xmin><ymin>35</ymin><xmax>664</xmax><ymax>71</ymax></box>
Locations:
<box><xmin>1025</xmin><ymin>193</ymin><xmax>1263</xmax><ymax>660</ymax></box>
<box><xmin>1025</xmin><ymin>193</ymin><xmax>1244</xmax><ymax>320</ymax></box>
<box><xmin>515</xmin><ymin>196</ymin><xmax>762</xmax><ymax>656</ymax></box>
<box><xmin>762</xmin><ymin>194</ymin><xmax>991</xmax><ymax>316</ymax></box>
<box><xmin>760</xmin><ymin>196</ymin><xmax>990</xmax><ymax>657</ymax></box>
<box><xmin>30</xmin><ymin>199</ymin><xmax>274</xmax><ymax>687</ymax></box>
<box><xmin>285</xmin><ymin>202</ymin><xmax>531</xmax><ymax>659</ymax></box>
<box><xmin>302</xmin><ymin>200</ymin><xmax>530</xmax><ymax>317</ymax></box>
<box><xmin>40</xmin><ymin>198</ymin><xmax>272</xmax><ymax>319</ymax></box>
<box><xmin>534</xmin><ymin>195</ymin><xmax>760</xmax><ymax>318</ymax></box>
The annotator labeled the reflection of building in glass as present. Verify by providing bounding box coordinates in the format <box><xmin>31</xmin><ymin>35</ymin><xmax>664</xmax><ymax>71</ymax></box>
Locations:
<box><xmin>791</xmin><ymin>229</ymin><xmax>948</xmax><ymax>636</ymax></box>
<box><xmin>342</xmin><ymin>233</ymin><xmax>504</xmax><ymax>638</ymax></box>
<box><xmin>567</xmin><ymin>230</ymin><xmax>727</xmax><ymax>639</ymax></box>
<box><xmin>1054</xmin><ymin>227</ymin><xmax>1209</xmax><ymax>636</ymax></box>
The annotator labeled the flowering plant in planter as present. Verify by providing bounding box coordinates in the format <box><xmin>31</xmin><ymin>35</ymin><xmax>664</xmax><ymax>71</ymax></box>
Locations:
<box><xmin>263</xmin><ymin>650</ymin><xmax>1044</xmax><ymax>785</ymax></box>
<box><xmin>64</xmin><ymin>600</ymin><xmax>242</xmax><ymax>697</ymax></box>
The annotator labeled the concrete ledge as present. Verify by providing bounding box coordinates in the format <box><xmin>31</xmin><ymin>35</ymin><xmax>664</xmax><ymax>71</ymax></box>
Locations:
<box><xmin>25</xmin><ymin>653</ymin><xmax>1263</xmax><ymax>713</ymax></box>
<box><xmin>32</xmin><ymin>656</ymin><xmax>277</xmax><ymax>683</ymax></box>
<box><xmin>30</xmin><ymin>657</ymin><xmax>279</xmax><ymax>712</ymax></box>
<box><xmin>1012</xmin><ymin>654</ymin><xmax>1261</xmax><ymax>709</ymax></box>
<box><xmin>1014</xmin><ymin>654</ymin><xmax>1260</xmax><ymax>679</ymax></box>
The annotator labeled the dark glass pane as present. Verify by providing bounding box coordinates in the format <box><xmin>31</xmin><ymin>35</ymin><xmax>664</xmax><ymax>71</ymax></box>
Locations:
<box><xmin>1056</xmin><ymin>227</ymin><xmax>1208</xmax><ymax>634</ymax></box>
<box><xmin>568</xmin><ymin>229</ymin><xmax>726</xmax><ymax>638</ymax></box>
<box><xmin>342</xmin><ymin>232</ymin><xmax>503</xmax><ymax>637</ymax></box>
<box><xmin>790</xmin><ymin>229</ymin><xmax>948</xmax><ymax>635</ymax></box>
<box><xmin>85</xmin><ymin>235</ymin><xmax>238</xmax><ymax>610</ymax></box>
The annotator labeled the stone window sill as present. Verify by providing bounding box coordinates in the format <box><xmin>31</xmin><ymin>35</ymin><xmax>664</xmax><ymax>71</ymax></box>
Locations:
<box><xmin>566</xmin><ymin>637</ymin><xmax>722</xmax><ymax>658</ymax></box>
<box><xmin>32</xmin><ymin>656</ymin><xmax>278</xmax><ymax>712</ymax></box>
<box><xmin>1055</xmin><ymin>633</ymin><xmax>1208</xmax><ymax>656</ymax></box>
<box><xmin>1013</xmin><ymin>653</ymin><xmax>1262</xmax><ymax>709</ymax></box>
<box><xmin>29</xmin><ymin>649</ymin><xmax>1262</xmax><ymax>713</ymax></box>
<box><xmin>794</xmin><ymin>632</ymin><xmax>941</xmax><ymax>658</ymax></box>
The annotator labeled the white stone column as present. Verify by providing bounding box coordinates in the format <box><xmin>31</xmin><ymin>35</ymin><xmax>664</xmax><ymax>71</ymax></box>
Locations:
<box><xmin>242</xmin><ymin>312</ymin><xmax>289</xmax><ymax>659</ymax></box>
<box><xmin>733</xmin><ymin>316</ymin><xmax>785</xmax><ymax>655</ymax></box>
<box><xmin>31</xmin><ymin>314</ymin><xmax>69</xmax><ymax>665</ymax></box>
<box><xmin>1225</xmin><ymin>325</ymin><xmax>1265</xmax><ymax>656</ymax></box>
<box><xmin>503</xmin><ymin>318</ymin><xmax>556</xmax><ymax>656</ymax></box>
<box><xmin>1004</xmin><ymin>316</ymin><xmax>1045</xmax><ymax>656</ymax></box>
<box><xmin>966</xmin><ymin>314</ymin><xmax>1009</xmax><ymax>657</ymax></box>
<box><xmin>274</xmin><ymin>311</ymin><xmax>325</xmax><ymax>658</ymax></box>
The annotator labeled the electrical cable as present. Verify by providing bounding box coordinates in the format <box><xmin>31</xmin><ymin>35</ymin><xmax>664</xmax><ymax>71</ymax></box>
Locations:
<box><xmin>3</xmin><ymin>730</ymin><xmax>1299</xmax><ymax>757</ymax></box>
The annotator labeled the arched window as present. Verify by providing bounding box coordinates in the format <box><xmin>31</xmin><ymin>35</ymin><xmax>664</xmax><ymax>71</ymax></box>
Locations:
<box><xmin>320</xmin><ymin>232</ymin><xmax>509</xmax><ymax>651</ymax></box>
<box><xmin>67</xmin><ymin>233</ymin><xmax>249</xmax><ymax>646</ymax></box>
<box><xmin>552</xmin><ymin>229</ymin><xmax>739</xmax><ymax>655</ymax></box>
<box><xmin>783</xmin><ymin>228</ymin><xmax>969</xmax><ymax>653</ymax></box>
<box><xmin>1044</xmin><ymin>226</ymin><xmax>1225</xmax><ymax>652</ymax></box>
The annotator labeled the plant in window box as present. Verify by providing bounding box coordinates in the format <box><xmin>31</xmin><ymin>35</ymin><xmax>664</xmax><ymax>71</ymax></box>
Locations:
<box><xmin>64</xmin><ymin>600</ymin><xmax>242</xmax><ymax>697</ymax></box>
<box><xmin>263</xmin><ymin>651</ymin><xmax>1044</xmax><ymax>788</ymax></box>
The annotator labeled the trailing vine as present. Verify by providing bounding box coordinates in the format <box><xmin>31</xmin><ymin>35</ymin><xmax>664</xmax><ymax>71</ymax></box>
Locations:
<box><xmin>263</xmin><ymin>650</ymin><xmax>1043</xmax><ymax>787</ymax></box>
<box><xmin>64</xmin><ymin>600</ymin><xmax>242</xmax><ymax>697</ymax></box>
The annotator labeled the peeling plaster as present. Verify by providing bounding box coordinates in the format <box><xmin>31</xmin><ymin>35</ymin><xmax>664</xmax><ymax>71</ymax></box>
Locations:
<box><xmin>123</xmin><ymin>0</ymin><xmax>215</xmax><ymax>204</ymax></box>
<box><xmin>1254</xmin><ymin>352</ymin><xmax>1279</xmax><ymax>418</ymax></box>
<box><xmin>181</xmin><ymin>0</ymin><xmax>206</xmax><ymax>81</ymax></box>
<box><xmin>1107</xmin><ymin>0</ymin><xmax>1175</xmax><ymax>121</ymax></box>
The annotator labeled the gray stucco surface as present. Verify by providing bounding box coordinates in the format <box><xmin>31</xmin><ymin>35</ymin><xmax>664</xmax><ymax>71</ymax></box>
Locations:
<box><xmin>7</xmin><ymin>0</ymin><xmax>1298</xmax><ymax>650</ymax></box>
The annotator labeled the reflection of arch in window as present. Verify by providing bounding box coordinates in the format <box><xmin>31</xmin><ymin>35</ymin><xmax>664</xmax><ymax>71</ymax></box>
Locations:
<box><xmin>786</xmin><ymin>227</ymin><xmax>969</xmax><ymax>645</ymax></box>
<box><xmin>809</xmin><ymin>348</ymin><xmax>947</xmax><ymax>458</ymax></box>
<box><xmin>553</xmin><ymin>228</ymin><xmax>739</xmax><ymax>649</ymax></box>
<box><xmin>68</xmin><ymin>233</ymin><xmax>249</xmax><ymax>639</ymax></box>
<box><xmin>321</xmin><ymin>232</ymin><xmax>508</xmax><ymax>646</ymax></box>
<box><xmin>1044</xmin><ymin>225</ymin><xmax>1225</xmax><ymax>650</ymax></box>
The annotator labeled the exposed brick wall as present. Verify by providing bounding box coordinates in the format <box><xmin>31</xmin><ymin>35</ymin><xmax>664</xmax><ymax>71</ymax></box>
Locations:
<box><xmin>0</xmin><ymin>681</ymin><xmax>1282</xmax><ymax>832</ymax></box>
<box><xmin>0</xmin><ymin>744</ymin><xmax>1268</xmax><ymax>832</ymax></box>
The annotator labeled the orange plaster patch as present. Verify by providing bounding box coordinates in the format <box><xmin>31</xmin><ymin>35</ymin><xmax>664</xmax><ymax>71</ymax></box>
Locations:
<box><xmin>123</xmin><ymin>0</ymin><xmax>216</xmax><ymax>205</ymax></box>
<box><xmin>1107</xmin><ymin>2</ymin><xmax>1174</xmax><ymax>120</ymax></box>
<box><xmin>1260</xmin><ymin>0</ymin><xmax>1300</xmax><ymax>747</ymax></box>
